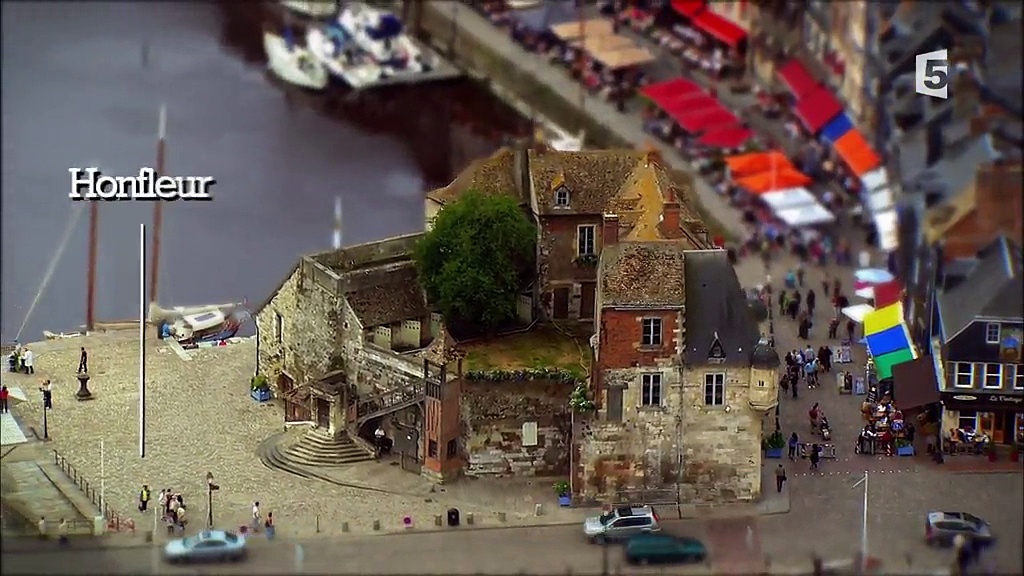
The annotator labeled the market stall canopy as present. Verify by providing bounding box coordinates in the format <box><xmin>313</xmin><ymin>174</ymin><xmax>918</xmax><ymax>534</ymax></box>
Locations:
<box><xmin>759</xmin><ymin>187</ymin><xmax>818</xmax><ymax>211</ymax></box>
<box><xmin>855</xmin><ymin>268</ymin><xmax>895</xmax><ymax>288</ymax></box>
<box><xmin>640</xmin><ymin>78</ymin><xmax>703</xmax><ymax>102</ymax></box>
<box><xmin>690</xmin><ymin>10</ymin><xmax>747</xmax><ymax>48</ymax></box>
<box><xmin>860</xmin><ymin>166</ymin><xmax>889</xmax><ymax>194</ymax></box>
<box><xmin>550</xmin><ymin>18</ymin><xmax>614</xmax><ymax>41</ymax></box>
<box><xmin>891</xmin><ymin>357</ymin><xmax>940</xmax><ymax>410</ymax></box>
<box><xmin>735</xmin><ymin>167</ymin><xmax>812</xmax><ymax>193</ymax></box>
<box><xmin>856</xmin><ymin>280</ymin><xmax>903</xmax><ymax>308</ymax></box>
<box><xmin>865</xmin><ymin>323</ymin><xmax>913</xmax><ymax>357</ymax></box>
<box><xmin>834</xmin><ymin>130</ymin><xmax>882</xmax><ymax>176</ymax></box>
<box><xmin>794</xmin><ymin>86</ymin><xmax>843</xmax><ymax>134</ymax></box>
<box><xmin>595</xmin><ymin>46</ymin><xmax>656</xmax><ymax>69</ymax></box>
<box><xmin>677</xmin><ymin>106</ymin><xmax>737</xmax><ymax>133</ymax></box>
<box><xmin>724</xmin><ymin>151</ymin><xmax>794</xmax><ymax>176</ymax></box>
<box><xmin>671</xmin><ymin>0</ymin><xmax>706</xmax><ymax>18</ymax></box>
<box><xmin>776</xmin><ymin>203</ymin><xmax>835</xmax><ymax>227</ymax></box>
<box><xmin>698</xmin><ymin>126</ymin><xmax>753</xmax><ymax>149</ymax></box>
<box><xmin>664</xmin><ymin>94</ymin><xmax>720</xmax><ymax>125</ymax></box>
<box><xmin>821</xmin><ymin>113</ymin><xmax>854</xmax><ymax>143</ymax></box>
<box><xmin>776</xmin><ymin>59</ymin><xmax>818</xmax><ymax>99</ymax></box>
<box><xmin>842</xmin><ymin>303</ymin><xmax>875</xmax><ymax>323</ymax></box>
<box><xmin>874</xmin><ymin>209</ymin><xmax>899</xmax><ymax>251</ymax></box>
<box><xmin>873</xmin><ymin>347</ymin><xmax>917</xmax><ymax>380</ymax></box>
<box><xmin>514</xmin><ymin>0</ymin><xmax>578</xmax><ymax>33</ymax></box>
<box><xmin>863</xmin><ymin>301</ymin><xmax>902</xmax><ymax>336</ymax></box>
<box><xmin>571</xmin><ymin>34</ymin><xmax>636</xmax><ymax>53</ymax></box>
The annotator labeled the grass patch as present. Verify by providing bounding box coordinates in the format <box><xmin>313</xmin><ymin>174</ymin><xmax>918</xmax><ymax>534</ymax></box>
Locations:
<box><xmin>463</xmin><ymin>326</ymin><xmax>589</xmax><ymax>380</ymax></box>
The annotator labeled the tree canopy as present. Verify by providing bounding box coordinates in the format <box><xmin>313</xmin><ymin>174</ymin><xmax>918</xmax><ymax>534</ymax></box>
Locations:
<box><xmin>414</xmin><ymin>190</ymin><xmax>536</xmax><ymax>330</ymax></box>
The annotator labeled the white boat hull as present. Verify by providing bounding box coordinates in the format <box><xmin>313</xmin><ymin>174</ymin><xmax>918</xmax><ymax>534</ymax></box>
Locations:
<box><xmin>280</xmin><ymin>0</ymin><xmax>338</xmax><ymax>18</ymax></box>
<box><xmin>306</xmin><ymin>27</ymin><xmax>384</xmax><ymax>89</ymax></box>
<box><xmin>337</xmin><ymin>3</ymin><xmax>432</xmax><ymax>77</ymax></box>
<box><xmin>263</xmin><ymin>32</ymin><xmax>329</xmax><ymax>90</ymax></box>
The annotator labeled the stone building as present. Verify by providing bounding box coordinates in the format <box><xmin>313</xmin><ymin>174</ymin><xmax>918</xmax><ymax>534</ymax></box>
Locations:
<box><xmin>578</xmin><ymin>232</ymin><xmax>779</xmax><ymax>503</ymax></box>
<box><xmin>425</xmin><ymin>145</ymin><xmax>711</xmax><ymax>323</ymax></box>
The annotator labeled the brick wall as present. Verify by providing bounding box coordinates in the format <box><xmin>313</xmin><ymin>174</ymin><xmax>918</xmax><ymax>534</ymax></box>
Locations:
<box><xmin>597</xmin><ymin>310</ymin><xmax>682</xmax><ymax>373</ymax></box>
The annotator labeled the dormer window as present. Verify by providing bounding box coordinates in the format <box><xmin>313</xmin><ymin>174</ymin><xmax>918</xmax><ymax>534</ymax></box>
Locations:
<box><xmin>985</xmin><ymin>323</ymin><xmax>1000</xmax><ymax>344</ymax></box>
<box><xmin>554</xmin><ymin>185</ymin><xmax>570</xmax><ymax>207</ymax></box>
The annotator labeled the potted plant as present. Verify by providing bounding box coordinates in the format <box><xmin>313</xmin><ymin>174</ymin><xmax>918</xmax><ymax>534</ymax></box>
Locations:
<box><xmin>895</xmin><ymin>438</ymin><xmax>915</xmax><ymax>457</ymax></box>
<box><xmin>763</xmin><ymin>431</ymin><xmax>785</xmax><ymax>459</ymax></box>
<box><xmin>250</xmin><ymin>374</ymin><xmax>271</xmax><ymax>403</ymax></box>
<box><xmin>553</xmin><ymin>480</ymin><xmax>571</xmax><ymax>507</ymax></box>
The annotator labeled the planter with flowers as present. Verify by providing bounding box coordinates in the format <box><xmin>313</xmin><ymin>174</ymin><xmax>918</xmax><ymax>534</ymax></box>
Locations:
<box><xmin>553</xmin><ymin>481</ymin><xmax>571</xmax><ymax>507</ymax></box>
<box><xmin>251</xmin><ymin>374</ymin><xmax>272</xmax><ymax>403</ymax></box>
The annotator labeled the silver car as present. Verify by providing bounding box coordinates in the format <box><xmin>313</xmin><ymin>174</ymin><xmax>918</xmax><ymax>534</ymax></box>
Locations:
<box><xmin>584</xmin><ymin>505</ymin><xmax>661</xmax><ymax>543</ymax></box>
<box><xmin>925</xmin><ymin>511</ymin><xmax>995</xmax><ymax>547</ymax></box>
<box><xmin>164</xmin><ymin>530</ymin><xmax>248</xmax><ymax>563</ymax></box>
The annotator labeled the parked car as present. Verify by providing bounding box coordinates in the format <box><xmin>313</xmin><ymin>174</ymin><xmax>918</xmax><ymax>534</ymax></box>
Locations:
<box><xmin>625</xmin><ymin>533</ymin><xmax>708</xmax><ymax>565</ymax></box>
<box><xmin>164</xmin><ymin>530</ymin><xmax>247</xmax><ymax>563</ymax></box>
<box><xmin>583</xmin><ymin>505</ymin><xmax>660</xmax><ymax>543</ymax></box>
<box><xmin>925</xmin><ymin>511</ymin><xmax>995</xmax><ymax>547</ymax></box>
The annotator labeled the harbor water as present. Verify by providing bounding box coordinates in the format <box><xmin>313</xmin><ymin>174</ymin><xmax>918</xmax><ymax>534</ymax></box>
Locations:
<box><xmin>1</xmin><ymin>1</ymin><xmax>530</xmax><ymax>341</ymax></box>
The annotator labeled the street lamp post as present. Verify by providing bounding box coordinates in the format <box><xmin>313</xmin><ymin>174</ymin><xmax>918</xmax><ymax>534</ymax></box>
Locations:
<box><xmin>42</xmin><ymin>396</ymin><xmax>48</xmax><ymax>439</ymax></box>
<box><xmin>206</xmin><ymin>472</ymin><xmax>219</xmax><ymax>528</ymax></box>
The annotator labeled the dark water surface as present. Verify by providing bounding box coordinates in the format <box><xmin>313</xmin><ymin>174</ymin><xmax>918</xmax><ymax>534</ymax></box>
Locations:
<box><xmin>1</xmin><ymin>2</ymin><xmax>528</xmax><ymax>341</ymax></box>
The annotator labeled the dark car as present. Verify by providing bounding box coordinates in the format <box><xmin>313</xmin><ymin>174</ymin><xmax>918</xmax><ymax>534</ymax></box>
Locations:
<box><xmin>625</xmin><ymin>533</ymin><xmax>707</xmax><ymax>565</ymax></box>
<box><xmin>925</xmin><ymin>511</ymin><xmax>995</xmax><ymax>547</ymax></box>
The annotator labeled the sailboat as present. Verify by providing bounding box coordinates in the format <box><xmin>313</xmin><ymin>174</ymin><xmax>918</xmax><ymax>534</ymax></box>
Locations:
<box><xmin>263</xmin><ymin>29</ymin><xmax>329</xmax><ymax>90</ymax></box>
<box><xmin>280</xmin><ymin>0</ymin><xmax>338</xmax><ymax>19</ymax></box>
<box><xmin>336</xmin><ymin>2</ymin><xmax>433</xmax><ymax>77</ymax></box>
<box><xmin>149</xmin><ymin>301</ymin><xmax>250</xmax><ymax>349</ymax></box>
<box><xmin>306</xmin><ymin>24</ymin><xmax>385</xmax><ymax>89</ymax></box>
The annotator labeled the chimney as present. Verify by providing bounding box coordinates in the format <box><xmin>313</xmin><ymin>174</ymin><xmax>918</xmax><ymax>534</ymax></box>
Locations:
<box><xmin>511</xmin><ymin>138</ymin><xmax>531</xmax><ymax>200</ymax></box>
<box><xmin>602</xmin><ymin>214</ymin><xmax>620</xmax><ymax>247</ymax></box>
<box><xmin>662</xmin><ymin>201</ymin><xmax>681</xmax><ymax>235</ymax></box>
<box><xmin>644</xmin><ymin>143</ymin><xmax>662</xmax><ymax>167</ymax></box>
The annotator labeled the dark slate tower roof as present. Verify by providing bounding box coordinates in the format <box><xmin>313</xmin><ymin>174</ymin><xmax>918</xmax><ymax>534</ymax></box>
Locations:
<box><xmin>751</xmin><ymin>340</ymin><xmax>781</xmax><ymax>369</ymax></box>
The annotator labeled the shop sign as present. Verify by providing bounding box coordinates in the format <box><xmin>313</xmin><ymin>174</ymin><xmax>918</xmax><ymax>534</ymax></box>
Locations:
<box><xmin>942</xmin><ymin>393</ymin><xmax>1024</xmax><ymax>406</ymax></box>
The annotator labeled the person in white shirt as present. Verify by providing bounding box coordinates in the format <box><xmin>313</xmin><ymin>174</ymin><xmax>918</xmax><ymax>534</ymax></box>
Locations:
<box><xmin>22</xmin><ymin>347</ymin><xmax>34</xmax><ymax>375</ymax></box>
<box><xmin>58</xmin><ymin>518</ymin><xmax>69</xmax><ymax>546</ymax></box>
<box><xmin>252</xmin><ymin>501</ymin><xmax>262</xmax><ymax>532</ymax></box>
<box><xmin>37</xmin><ymin>517</ymin><xmax>47</xmax><ymax>540</ymax></box>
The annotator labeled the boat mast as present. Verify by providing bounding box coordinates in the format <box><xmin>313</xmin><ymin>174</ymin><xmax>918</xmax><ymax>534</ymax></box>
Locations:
<box><xmin>577</xmin><ymin>3</ymin><xmax>585</xmax><ymax>113</ymax></box>
<box><xmin>149</xmin><ymin>104</ymin><xmax>167</xmax><ymax>306</ymax></box>
<box><xmin>86</xmin><ymin>202</ymin><xmax>98</xmax><ymax>332</ymax></box>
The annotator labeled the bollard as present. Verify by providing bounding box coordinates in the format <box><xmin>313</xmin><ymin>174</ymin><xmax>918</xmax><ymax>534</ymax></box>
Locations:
<box><xmin>466</xmin><ymin>512</ymin><xmax>473</xmax><ymax>526</ymax></box>
<box><xmin>434</xmin><ymin>514</ymin><xmax>443</xmax><ymax>527</ymax></box>
<box><xmin>341</xmin><ymin>521</ymin><xmax>349</xmax><ymax>533</ymax></box>
<box><xmin>315</xmin><ymin>515</ymin><xmax>320</xmax><ymax>534</ymax></box>
<box><xmin>373</xmin><ymin>519</ymin><xmax>381</xmax><ymax>531</ymax></box>
<box><xmin>403</xmin><ymin>516</ymin><xmax>413</xmax><ymax>529</ymax></box>
<box><xmin>497</xmin><ymin>511</ymin><xmax>507</xmax><ymax>523</ymax></box>
<box><xmin>534</xmin><ymin>503</ymin><xmax>544</xmax><ymax>517</ymax></box>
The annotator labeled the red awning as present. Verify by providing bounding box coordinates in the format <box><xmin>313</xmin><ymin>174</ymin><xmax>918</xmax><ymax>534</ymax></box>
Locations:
<box><xmin>776</xmin><ymin>59</ymin><xmax>818</xmax><ymax>99</ymax></box>
<box><xmin>690</xmin><ymin>10</ymin><xmax>747</xmax><ymax>48</ymax></box>
<box><xmin>671</xmin><ymin>0</ymin><xmax>706</xmax><ymax>18</ymax></box>
<box><xmin>872</xmin><ymin>280</ymin><xmax>903</xmax><ymax>308</ymax></box>
<box><xmin>677</xmin><ymin>107</ymin><xmax>738</xmax><ymax>133</ymax></box>
<box><xmin>699</xmin><ymin>127</ymin><xmax>754</xmax><ymax>149</ymax></box>
<box><xmin>665</xmin><ymin>95</ymin><xmax>720</xmax><ymax>125</ymax></box>
<box><xmin>639</xmin><ymin>78</ymin><xmax>702</xmax><ymax>102</ymax></box>
<box><xmin>794</xmin><ymin>86</ymin><xmax>844</xmax><ymax>134</ymax></box>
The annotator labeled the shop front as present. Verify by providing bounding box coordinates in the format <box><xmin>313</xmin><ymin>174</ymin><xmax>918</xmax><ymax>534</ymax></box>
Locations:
<box><xmin>940</xmin><ymin>392</ymin><xmax>1024</xmax><ymax>448</ymax></box>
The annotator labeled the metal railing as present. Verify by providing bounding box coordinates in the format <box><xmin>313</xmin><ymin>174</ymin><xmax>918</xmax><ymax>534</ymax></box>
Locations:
<box><xmin>52</xmin><ymin>450</ymin><xmax>134</xmax><ymax>533</ymax></box>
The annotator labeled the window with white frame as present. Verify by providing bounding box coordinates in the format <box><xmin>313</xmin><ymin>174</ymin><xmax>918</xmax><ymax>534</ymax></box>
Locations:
<box><xmin>577</xmin><ymin>225</ymin><xmax>595</xmax><ymax>255</ymax></box>
<box><xmin>958</xmin><ymin>410</ymin><xmax>978</xmax><ymax>431</ymax></box>
<box><xmin>641</xmin><ymin>318</ymin><xmax>662</xmax><ymax>347</ymax></box>
<box><xmin>703</xmin><ymin>373</ymin><xmax>725</xmax><ymax>406</ymax></box>
<box><xmin>983</xmin><ymin>363</ymin><xmax>1003</xmax><ymax>389</ymax></box>
<box><xmin>985</xmin><ymin>323</ymin><xmax>1001</xmax><ymax>344</ymax></box>
<box><xmin>1015</xmin><ymin>365</ymin><xmax>1024</xmax><ymax>390</ymax></box>
<box><xmin>641</xmin><ymin>373</ymin><xmax>662</xmax><ymax>406</ymax></box>
<box><xmin>555</xmin><ymin>185</ymin><xmax>570</xmax><ymax>207</ymax></box>
<box><xmin>954</xmin><ymin>362</ymin><xmax>974</xmax><ymax>388</ymax></box>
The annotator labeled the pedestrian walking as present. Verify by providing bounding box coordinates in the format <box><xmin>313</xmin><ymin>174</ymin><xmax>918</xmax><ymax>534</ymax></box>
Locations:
<box><xmin>22</xmin><ymin>347</ymin><xmax>34</xmax><ymax>374</ymax></box>
<box><xmin>788</xmin><ymin>432</ymin><xmax>799</xmax><ymax>460</ymax></box>
<box><xmin>796</xmin><ymin>264</ymin><xmax>805</xmax><ymax>287</ymax></box>
<box><xmin>78</xmin><ymin>347</ymin><xmax>88</xmax><ymax>374</ymax></box>
<box><xmin>846</xmin><ymin>319</ymin><xmax>856</xmax><ymax>342</ymax></box>
<box><xmin>37</xmin><ymin>517</ymin><xmax>47</xmax><ymax>540</ymax></box>
<box><xmin>58</xmin><ymin>518</ymin><xmax>69</xmax><ymax>546</ymax></box>
<box><xmin>264</xmin><ymin>512</ymin><xmax>275</xmax><ymax>540</ymax></box>
<box><xmin>821</xmin><ymin>275</ymin><xmax>831</xmax><ymax>298</ymax></box>
<box><xmin>828</xmin><ymin>317</ymin><xmax>839</xmax><ymax>339</ymax></box>
<box><xmin>251</xmin><ymin>501</ymin><xmax>262</xmax><ymax>533</ymax></box>
<box><xmin>138</xmin><ymin>485</ymin><xmax>150</xmax><ymax>512</ymax></box>
<box><xmin>791</xmin><ymin>378</ymin><xmax>799</xmax><ymax>399</ymax></box>
<box><xmin>778</xmin><ymin>290</ymin><xmax>787</xmax><ymax>316</ymax></box>
<box><xmin>809</xmin><ymin>444</ymin><xmax>821</xmax><ymax>470</ymax></box>
<box><xmin>775</xmin><ymin>464</ymin><xmax>787</xmax><ymax>493</ymax></box>
<box><xmin>806</xmin><ymin>289</ymin><xmax>816</xmax><ymax>317</ymax></box>
<box><xmin>0</xmin><ymin>385</ymin><xmax>9</xmax><ymax>413</ymax></box>
<box><xmin>157</xmin><ymin>489</ymin><xmax>167</xmax><ymax>517</ymax></box>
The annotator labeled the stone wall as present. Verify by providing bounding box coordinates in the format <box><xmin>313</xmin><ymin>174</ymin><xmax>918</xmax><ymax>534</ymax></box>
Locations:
<box><xmin>256</xmin><ymin>263</ymin><xmax>345</xmax><ymax>389</ymax></box>
<box><xmin>462</xmin><ymin>379</ymin><xmax>572</xmax><ymax>477</ymax></box>
<box><xmin>355</xmin><ymin>343</ymin><xmax>424</xmax><ymax>396</ymax></box>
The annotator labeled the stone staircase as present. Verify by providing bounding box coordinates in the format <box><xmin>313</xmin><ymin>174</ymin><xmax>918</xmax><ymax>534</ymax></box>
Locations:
<box><xmin>260</xmin><ymin>428</ymin><xmax>375</xmax><ymax>476</ymax></box>
<box><xmin>1</xmin><ymin>461</ymin><xmax>99</xmax><ymax>536</ymax></box>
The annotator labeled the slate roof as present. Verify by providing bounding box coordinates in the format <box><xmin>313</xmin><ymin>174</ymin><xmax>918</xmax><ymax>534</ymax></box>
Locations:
<box><xmin>683</xmin><ymin>250</ymin><xmax>760</xmax><ymax>366</ymax></box>
<box><xmin>427</xmin><ymin>147</ymin><xmax>522</xmax><ymax>205</ymax></box>
<box><xmin>938</xmin><ymin>235</ymin><xmax>1024</xmax><ymax>340</ymax></box>
<box><xmin>420</xmin><ymin>324</ymin><xmax>465</xmax><ymax>366</ymax></box>
<box><xmin>343</xmin><ymin>263</ymin><xmax>430</xmax><ymax>329</ymax></box>
<box><xmin>530</xmin><ymin>149</ymin><xmax>650</xmax><ymax>215</ymax></box>
<box><xmin>599</xmin><ymin>242</ymin><xmax>687</xmax><ymax>308</ymax></box>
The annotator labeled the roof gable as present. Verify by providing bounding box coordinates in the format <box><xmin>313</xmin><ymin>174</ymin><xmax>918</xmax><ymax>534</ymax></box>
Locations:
<box><xmin>938</xmin><ymin>235</ymin><xmax>1024</xmax><ymax>340</ymax></box>
<box><xmin>683</xmin><ymin>250</ymin><xmax>759</xmax><ymax>366</ymax></box>
<box><xmin>530</xmin><ymin>150</ymin><xmax>646</xmax><ymax>215</ymax></box>
<box><xmin>427</xmin><ymin>148</ymin><xmax>522</xmax><ymax>206</ymax></box>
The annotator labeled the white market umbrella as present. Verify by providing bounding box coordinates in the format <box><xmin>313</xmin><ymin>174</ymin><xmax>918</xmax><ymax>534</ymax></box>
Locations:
<box><xmin>854</xmin><ymin>268</ymin><xmax>894</xmax><ymax>285</ymax></box>
<box><xmin>874</xmin><ymin>209</ymin><xmax>899</xmax><ymax>252</ymax></box>
<box><xmin>855</xmin><ymin>287</ymin><xmax>876</xmax><ymax>299</ymax></box>
<box><xmin>867</xmin><ymin>188</ymin><xmax>894</xmax><ymax>212</ymax></box>
<box><xmin>860</xmin><ymin>166</ymin><xmax>889</xmax><ymax>194</ymax></box>
<box><xmin>776</xmin><ymin>203</ymin><xmax>835</xmax><ymax>227</ymax></box>
<box><xmin>842</xmin><ymin>304</ymin><xmax>875</xmax><ymax>323</ymax></box>
<box><xmin>760</xmin><ymin>187</ymin><xmax>819</xmax><ymax>211</ymax></box>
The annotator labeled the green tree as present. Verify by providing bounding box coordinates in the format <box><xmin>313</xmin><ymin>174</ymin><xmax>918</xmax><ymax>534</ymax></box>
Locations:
<box><xmin>415</xmin><ymin>190</ymin><xmax>536</xmax><ymax>330</ymax></box>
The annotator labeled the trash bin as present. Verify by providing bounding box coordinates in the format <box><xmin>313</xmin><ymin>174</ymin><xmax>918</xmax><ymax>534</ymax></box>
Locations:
<box><xmin>446</xmin><ymin>508</ymin><xmax>460</xmax><ymax>527</ymax></box>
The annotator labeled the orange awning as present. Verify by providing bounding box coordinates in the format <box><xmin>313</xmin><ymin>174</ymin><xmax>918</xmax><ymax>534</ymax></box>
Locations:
<box><xmin>833</xmin><ymin>130</ymin><xmax>882</xmax><ymax>177</ymax></box>
<box><xmin>735</xmin><ymin>168</ymin><xmax>812</xmax><ymax>194</ymax></box>
<box><xmin>724</xmin><ymin>151</ymin><xmax>794</xmax><ymax>177</ymax></box>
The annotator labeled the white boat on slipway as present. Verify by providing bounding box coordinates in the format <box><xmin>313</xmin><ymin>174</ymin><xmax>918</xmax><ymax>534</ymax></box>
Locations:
<box><xmin>263</xmin><ymin>31</ymin><xmax>329</xmax><ymax>90</ymax></box>
<box><xmin>279</xmin><ymin>0</ymin><xmax>338</xmax><ymax>19</ymax></box>
<box><xmin>306</xmin><ymin>25</ymin><xmax>385</xmax><ymax>89</ymax></box>
<box><xmin>336</xmin><ymin>2</ymin><xmax>434</xmax><ymax>78</ymax></box>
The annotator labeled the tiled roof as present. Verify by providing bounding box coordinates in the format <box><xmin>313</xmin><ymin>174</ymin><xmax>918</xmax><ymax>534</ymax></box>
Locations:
<box><xmin>530</xmin><ymin>149</ymin><xmax>647</xmax><ymax>214</ymax></box>
<box><xmin>599</xmin><ymin>241</ymin><xmax>687</xmax><ymax>307</ymax></box>
<box><xmin>343</xmin><ymin>263</ymin><xmax>430</xmax><ymax>329</ymax></box>
<box><xmin>420</xmin><ymin>324</ymin><xmax>465</xmax><ymax>366</ymax></box>
<box><xmin>427</xmin><ymin>148</ymin><xmax>521</xmax><ymax>205</ymax></box>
